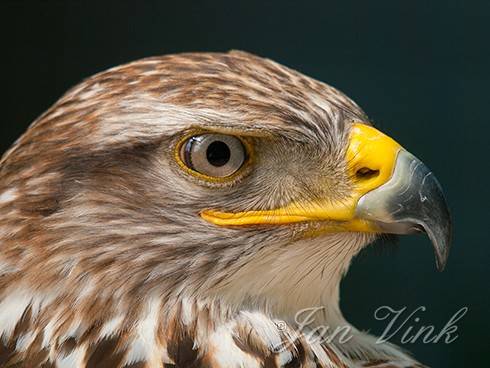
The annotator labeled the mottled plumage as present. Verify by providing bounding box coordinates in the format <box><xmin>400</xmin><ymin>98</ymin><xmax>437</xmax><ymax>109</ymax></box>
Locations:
<box><xmin>0</xmin><ymin>51</ymin><xmax>432</xmax><ymax>367</ymax></box>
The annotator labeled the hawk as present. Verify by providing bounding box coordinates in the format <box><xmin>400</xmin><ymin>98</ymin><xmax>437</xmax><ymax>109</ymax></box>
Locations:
<box><xmin>0</xmin><ymin>51</ymin><xmax>451</xmax><ymax>368</ymax></box>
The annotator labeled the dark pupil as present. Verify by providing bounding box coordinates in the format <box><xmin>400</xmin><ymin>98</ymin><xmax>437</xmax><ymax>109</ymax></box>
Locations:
<box><xmin>206</xmin><ymin>140</ymin><xmax>231</xmax><ymax>167</ymax></box>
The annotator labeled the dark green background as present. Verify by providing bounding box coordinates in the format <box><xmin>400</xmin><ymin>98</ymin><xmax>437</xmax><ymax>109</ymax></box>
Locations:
<box><xmin>0</xmin><ymin>1</ymin><xmax>486</xmax><ymax>366</ymax></box>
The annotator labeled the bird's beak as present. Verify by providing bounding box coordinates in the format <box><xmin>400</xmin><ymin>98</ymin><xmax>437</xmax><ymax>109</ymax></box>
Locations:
<box><xmin>201</xmin><ymin>123</ymin><xmax>452</xmax><ymax>271</ymax></box>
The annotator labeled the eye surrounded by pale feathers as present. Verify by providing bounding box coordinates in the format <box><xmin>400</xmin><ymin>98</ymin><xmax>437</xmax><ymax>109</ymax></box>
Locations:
<box><xmin>177</xmin><ymin>133</ymin><xmax>249</xmax><ymax>180</ymax></box>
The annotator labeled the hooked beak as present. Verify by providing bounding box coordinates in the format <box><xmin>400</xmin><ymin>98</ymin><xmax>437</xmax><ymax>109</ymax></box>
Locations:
<box><xmin>201</xmin><ymin>123</ymin><xmax>452</xmax><ymax>271</ymax></box>
<box><xmin>355</xmin><ymin>149</ymin><xmax>452</xmax><ymax>271</ymax></box>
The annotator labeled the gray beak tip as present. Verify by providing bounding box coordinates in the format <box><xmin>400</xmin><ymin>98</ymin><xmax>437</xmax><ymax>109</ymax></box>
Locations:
<box><xmin>425</xmin><ymin>215</ymin><xmax>452</xmax><ymax>272</ymax></box>
<box><xmin>435</xmin><ymin>251</ymin><xmax>447</xmax><ymax>272</ymax></box>
<box><xmin>419</xmin><ymin>173</ymin><xmax>452</xmax><ymax>272</ymax></box>
<box><xmin>357</xmin><ymin>150</ymin><xmax>452</xmax><ymax>272</ymax></box>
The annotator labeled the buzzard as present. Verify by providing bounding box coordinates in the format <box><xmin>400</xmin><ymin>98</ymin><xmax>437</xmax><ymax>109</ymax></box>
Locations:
<box><xmin>0</xmin><ymin>51</ymin><xmax>451</xmax><ymax>367</ymax></box>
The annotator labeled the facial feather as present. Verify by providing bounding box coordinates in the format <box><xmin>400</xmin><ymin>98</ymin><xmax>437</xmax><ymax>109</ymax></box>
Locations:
<box><xmin>0</xmin><ymin>51</ymin><xmax>420</xmax><ymax>367</ymax></box>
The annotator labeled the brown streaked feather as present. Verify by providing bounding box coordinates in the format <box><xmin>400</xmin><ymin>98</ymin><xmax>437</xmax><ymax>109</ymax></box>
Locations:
<box><xmin>0</xmin><ymin>295</ymin><xmax>423</xmax><ymax>367</ymax></box>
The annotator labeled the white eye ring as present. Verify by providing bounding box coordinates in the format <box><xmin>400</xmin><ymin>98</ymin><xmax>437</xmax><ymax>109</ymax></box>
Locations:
<box><xmin>180</xmin><ymin>134</ymin><xmax>247</xmax><ymax>178</ymax></box>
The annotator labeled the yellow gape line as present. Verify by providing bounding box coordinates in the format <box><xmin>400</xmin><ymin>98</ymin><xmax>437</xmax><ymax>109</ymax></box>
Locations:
<box><xmin>200</xmin><ymin>123</ymin><xmax>402</xmax><ymax>232</ymax></box>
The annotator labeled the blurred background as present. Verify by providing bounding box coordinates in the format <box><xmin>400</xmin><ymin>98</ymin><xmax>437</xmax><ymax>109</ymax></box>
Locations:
<box><xmin>0</xmin><ymin>1</ymin><xmax>486</xmax><ymax>366</ymax></box>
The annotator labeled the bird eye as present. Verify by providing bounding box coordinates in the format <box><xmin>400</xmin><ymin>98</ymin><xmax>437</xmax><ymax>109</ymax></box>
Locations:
<box><xmin>179</xmin><ymin>134</ymin><xmax>247</xmax><ymax>178</ymax></box>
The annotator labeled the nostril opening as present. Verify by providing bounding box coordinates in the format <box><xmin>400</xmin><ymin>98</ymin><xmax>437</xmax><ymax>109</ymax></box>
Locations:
<box><xmin>356</xmin><ymin>167</ymin><xmax>380</xmax><ymax>180</ymax></box>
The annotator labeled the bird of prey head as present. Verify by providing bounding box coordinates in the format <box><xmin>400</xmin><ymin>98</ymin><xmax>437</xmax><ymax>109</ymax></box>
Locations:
<box><xmin>0</xmin><ymin>51</ymin><xmax>451</xmax><ymax>367</ymax></box>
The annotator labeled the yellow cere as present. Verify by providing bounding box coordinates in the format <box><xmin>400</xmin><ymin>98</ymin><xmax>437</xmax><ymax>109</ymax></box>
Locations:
<box><xmin>200</xmin><ymin>123</ymin><xmax>402</xmax><ymax>232</ymax></box>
